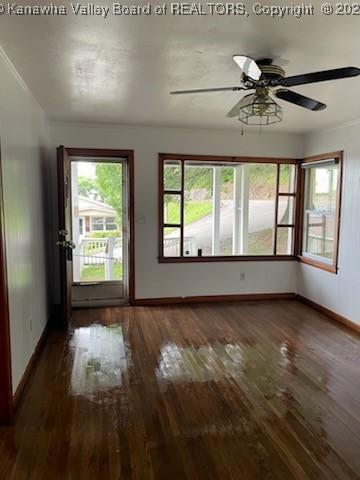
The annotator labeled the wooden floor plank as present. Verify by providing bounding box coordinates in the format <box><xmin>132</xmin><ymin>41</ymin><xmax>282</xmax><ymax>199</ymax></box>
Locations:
<box><xmin>1</xmin><ymin>300</ymin><xmax>360</xmax><ymax>479</ymax></box>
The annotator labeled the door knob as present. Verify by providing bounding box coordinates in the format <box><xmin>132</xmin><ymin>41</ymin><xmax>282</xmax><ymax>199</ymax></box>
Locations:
<box><xmin>56</xmin><ymin>240</ymin><xmax>75</xmax><ymax>261</ymax></box>
<box><xmin>58</xmin><ymin>229</ymin><xmax>68</xmax><ymax>238</ymax></box>
<box><xmin>56</xmin><ymin>240</ymin><xmax>76</xmax><ymax>249</ymax></box>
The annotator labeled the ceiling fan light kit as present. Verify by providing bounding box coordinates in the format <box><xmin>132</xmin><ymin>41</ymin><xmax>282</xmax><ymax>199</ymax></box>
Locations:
<box><xmin>170</xmin><ymin>56</ymin><xmax>360</xmax><ymax>128</ymax></box>
<box><xmin>237</xmin><ymin>89</ymin><xmax>283</xmax><ymax>126</ymax></box>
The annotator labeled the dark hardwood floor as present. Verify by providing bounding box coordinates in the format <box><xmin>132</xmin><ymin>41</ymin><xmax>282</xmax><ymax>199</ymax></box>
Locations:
<box><xmin>1</xmin><ymin>300</ymin><xmax>360</xmax><ymax>479</ymax></box>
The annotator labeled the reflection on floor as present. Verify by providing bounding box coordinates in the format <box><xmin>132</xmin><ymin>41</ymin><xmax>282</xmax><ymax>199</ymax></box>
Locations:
<box><xmin>1</xmin><ymin>300</ymin><xmax>360</xmax><ymax>479</ymax></box>
<box><xmin>70</xmin><ymin>324</ymin><xmax>128</xmax><ymax>402</ymax></box>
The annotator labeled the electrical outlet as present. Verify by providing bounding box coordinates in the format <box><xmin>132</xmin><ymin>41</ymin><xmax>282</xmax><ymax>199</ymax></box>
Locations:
<box><xmin>240</xmin><ymin>272</ymin><xmax>246</xmax><ymax>281</ymax></box>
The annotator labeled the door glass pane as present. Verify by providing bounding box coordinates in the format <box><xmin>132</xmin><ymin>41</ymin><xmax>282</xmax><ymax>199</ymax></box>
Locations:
<box><xmin>164</xmin><ymin>160</ymin><xmax>181</xmax><ymax>191</ymax></box>
<box><xmin>278</xmin><ymin>196</ymin><xmax>294</xmax><ymax>225</ymax></box>
<box><xmin>246</xmin><ymin>164</ymin><xmax>277</xmax><ymax>255</ymax></box>
<box><xmin>163</xmin><ymin>227</ymin><xmax>181</xmax><ymax>257</ymax></box>
<box><xmin>71</xmin><ymin>161</ymin><xmax>123</xmax><ymax>282</ymax></box>
<box><xmin>303</xmin><ymin>164</ymin><xmax>338</xmax><ymax>261</ymax></box>
<box><xmin>277</xmin><ymin>227</ymin><xmax>293</xmax><ymax>255</ymax></box>
<box><xmin>279</xmin><ymin>164</ymin><xmax>296</xmax><ymax>193</ymax></box>
<box><xmin>183</xmin><ymin>163</ymin><xmax>214</xmax><ymax>256</ymax></box>
<box><xmin>164</xmin><ymin>194</ymin><xmax>181</xmax><ymax>225</ymax></box>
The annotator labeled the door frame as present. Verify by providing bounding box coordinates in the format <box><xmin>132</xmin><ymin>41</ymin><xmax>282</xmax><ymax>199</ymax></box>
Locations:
<box><xmin>62</xmin><ymin>147</ymin><xmax>135</xmax><ymax>305</ymax></box>
<box><xmin>0</xmin><ymin>143</ymin><xmax>13</xmax><ymax>424</ymax></box>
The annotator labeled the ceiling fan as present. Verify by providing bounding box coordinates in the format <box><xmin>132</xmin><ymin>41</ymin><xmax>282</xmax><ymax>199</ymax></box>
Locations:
<box><xmin>170</xmin><ymin>56</ymin><xmax>360</xmax><ymax>126</ymax></box>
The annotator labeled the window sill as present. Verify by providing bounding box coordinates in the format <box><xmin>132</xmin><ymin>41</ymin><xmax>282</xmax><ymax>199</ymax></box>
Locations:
<box><xmin>159</xmin><ymin>255</ymin><xmax>297</xmax><ymax>263</ymax></box>
<box><xmin>298</xmin><ymin>255</ymin><xmax>338</xmax><ymax>274</ymax></box>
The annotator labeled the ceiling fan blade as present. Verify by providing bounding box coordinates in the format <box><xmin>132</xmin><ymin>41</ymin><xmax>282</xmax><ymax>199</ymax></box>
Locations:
<box><xmin>277</xmin><ymin>67</ymin><xmax>360</xmax><ymax>87</ymax></box>
<box><xmin>225</xmin><ymin>99</ymin><xmax>244</xmax><ymax>118</ymax></box>
<box><xmin>233</xmin><ymin>55</ymin><xmax>262</xmax><ymax>81</ymax></box>
<box><xmin>275</xmin><ymin>89</ymin><xmax>326</xmax><ymax>111</ymax></box>
<box><xmin>170</xmin><ymin>86</ymin><xmax>245</xmax><ymax>95</ymax></box>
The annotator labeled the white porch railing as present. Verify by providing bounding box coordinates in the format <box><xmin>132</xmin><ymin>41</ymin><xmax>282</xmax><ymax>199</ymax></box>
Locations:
<box><xmin>163</xmin><ymin>236</ymin><xmax>197</xmax><ymax>257</ymax></box>
<box><xmin>307</xmin><ymin>234</ymin><xmax>333</xmax><ymax>258</ymax></box>
<box><xmin>73</xmin><ymin>237</ymin><xmax>122</xmax><ymax>281</ymax></box>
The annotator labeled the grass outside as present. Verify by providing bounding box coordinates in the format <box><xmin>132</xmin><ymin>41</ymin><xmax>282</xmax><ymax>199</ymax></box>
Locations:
<box><xmin>166</xmin><ymin>200</ymin><xmax>212</xmax><ymax>226</ymax></box>
<box><xmin>248</xmin><ymin>228</ymin><xmax>273</xmax><ymax>255</ymax></box>
<box><xmin>247</xmin><ymin>227</ymin><xmax>292</xmax><ymax>255</ymax></box>
<box><xmin>80</xmin><ymin>263</ymin><xmax>123</xmax><ymax>282</ymax></box>
<box><xmin>184</xmin><ymin>201</ymin><xmax>213</xmax><ymax>224</ymax></box>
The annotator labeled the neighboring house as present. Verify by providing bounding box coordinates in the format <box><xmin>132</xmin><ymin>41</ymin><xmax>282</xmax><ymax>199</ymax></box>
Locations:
<box><xmin>78</xmin><ymin>195</ymin><xmax>117</xmax><ymax>234</ymax></box>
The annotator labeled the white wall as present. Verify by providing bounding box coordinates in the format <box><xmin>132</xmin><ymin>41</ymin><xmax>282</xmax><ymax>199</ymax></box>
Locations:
<box><xmin>0</xmin><ymin>48</ymin><xmax>51</xmax><ymax>390</ymax></box>
<box><xmin>50</xmin><ymin>122</ymin><xmax>303</xmax><ymax>299</ymax></box>
<box><xmin>298</xmin><ymin>122</ymin><xmax>360</xmax><ymax>325</ymax></box>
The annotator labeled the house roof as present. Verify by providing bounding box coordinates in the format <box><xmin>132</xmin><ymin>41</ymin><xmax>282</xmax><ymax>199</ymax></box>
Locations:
<box><xmin>78</xmin><ymin>195</ymin><xmax>115</xmax><ymax>218</ymax></box>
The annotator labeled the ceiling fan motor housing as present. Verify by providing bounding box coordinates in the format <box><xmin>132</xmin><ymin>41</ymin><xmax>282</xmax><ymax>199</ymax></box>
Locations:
<box><xmin>242</xmin><ymin>59</ymin><xmax>286</xmax><ymax>83</ymax></box>
<box><xmin>259</xmin><ymin>64</ymin><xmax>286</xmax><ymax>80</ymax></box>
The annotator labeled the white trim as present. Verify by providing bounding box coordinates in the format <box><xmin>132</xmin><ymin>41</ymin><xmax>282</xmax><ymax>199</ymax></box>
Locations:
<box><xmin>301</xmin><ymin>251</ymin><xmax>333</xmax><ymax>266</ymax></box>
<box><xmin>232</xmin><ymin>165</ymin><xmax>249</xmax><ymax>255</ymax></box>
<box><xmin>0</xmin><ymin>45</ymin><xmax>43</xmax><ymax>111</ymax></box>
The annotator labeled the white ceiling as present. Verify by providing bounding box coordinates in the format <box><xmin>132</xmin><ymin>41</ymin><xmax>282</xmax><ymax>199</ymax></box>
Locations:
<box><xmin>1</xmin><ymin>1</ymin><xmax>360</xmax><ymax>133</ymax></box>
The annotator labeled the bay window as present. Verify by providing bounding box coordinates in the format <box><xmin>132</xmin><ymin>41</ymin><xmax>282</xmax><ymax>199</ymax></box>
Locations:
<box><xmin>159</xmin><ymin>154</ymin><xmax>298</xmax><ymax>261</ymax></box>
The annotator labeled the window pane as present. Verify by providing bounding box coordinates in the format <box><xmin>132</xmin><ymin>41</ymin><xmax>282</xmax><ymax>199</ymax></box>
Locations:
<box><xmin>278</xmin><ymin>196</ymin><xmax>294</xmax><ymax>225</ymax></box>
<box><xmin>105</xmin><ymin>217</ymin><xmax>117</xmax><ymax>231</ymax></box>
<box><xmin>92</xmin><ymin>217</ymin><xmax>104</xmax><ymax>231</ymax></box>
<box><xmin>277</xmin><ymin>227</ymin><xmax>293</xmax><ymax>255</ymax></box>
<box><xmin>279</xmin><ymin>164</ymin><xmax>296</xmax><ymax>193</ymax></box>
<box><xmin>304</xmin><ymin>213</ymin><xmax>334</xmax><ymax>260</ymax></box>
<box><xmin>164</xmin><ymin>194</ymin><xmax>181</xmax><ymax>225</ymax></box>
<box><xmin>306</xmin><ymin>165</ymin><xmax>338</xmax><ymax>211</ymax></box>
<box><xmin>163</xmin><ymin>227</ymin><xmax>181</xmax><ymax>257</ymax></box>
<box><xmin>303</xmin><ymin>164</ymin><xmax>338</xmax><ymax>261</ymax></box>
<box><xmin>183</xmin><ymin>164</ymin><xmax>214</xmax><ymax>256</ymax></box>
<box><xmin>164</xmin><ymin>160</ymin><xmax>181</xmax><ymax>191</ymax></box>
<box><xmin>246</xmin><ymin>164</ymin><xmax>277</xmax><ymax>255</ymax></box>
<box><xmin>71</xmin><ymin>161</ymin><xmax>123</xmax><ymax>282</ymax></box>
<box><xmin>219</xmin><ymin>167</ymin><xmax>235</xmax><ymax>255</ymax></box>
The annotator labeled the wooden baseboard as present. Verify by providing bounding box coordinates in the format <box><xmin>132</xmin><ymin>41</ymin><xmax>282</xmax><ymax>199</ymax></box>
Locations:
<box><xmin>133</xmin><ymin>293</ymin><xmax>296</xmax><ymax>306</ymax></box>
<box><xmin>296</xmin><ymin>294</ymin><xmax>360</xmax><ymax>335</ymax></box>
<box><xmin>13</xmin><ymin>322</ymin><xmax>49</xmax><ymax>409</ymax></box>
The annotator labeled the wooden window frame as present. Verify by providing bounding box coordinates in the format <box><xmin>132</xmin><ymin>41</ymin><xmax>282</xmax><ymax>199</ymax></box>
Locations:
<box><xmin>297</xmin><ymin>151</ymin><xmax>343</xmax><ymax>274</ymax></box>
<box><xmin>159</xmin><ymin>153</ymin><xmax>300</xmax><ymax>263</ymax></box>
